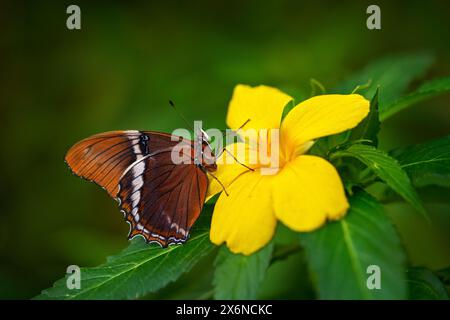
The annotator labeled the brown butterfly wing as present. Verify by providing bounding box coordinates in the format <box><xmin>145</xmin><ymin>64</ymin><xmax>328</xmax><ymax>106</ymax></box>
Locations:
<box><xmin>64</xmin><ymin>130</ymin><xmax>183</xmax><ymax>197</ymax></box>
<box><xmin>118</xmin><ymin>153</ymin><xmax>208</xmax><ymax>246</ymax></box>
<box><xmin>65</xmin><ymin>130</ymin><xmax>143</xmax><ymax>197</ymax></box>
<box><xmin>65</xmin><ymin>130</ymin><xmax>208</xmax><ymax>246</ymax></box>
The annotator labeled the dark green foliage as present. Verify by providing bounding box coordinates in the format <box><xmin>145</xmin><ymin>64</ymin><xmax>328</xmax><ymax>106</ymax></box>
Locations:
<box><xmin>300</xmin><ymin>192</ymin><xmax>407</xmax><ymax>299</ymax></box>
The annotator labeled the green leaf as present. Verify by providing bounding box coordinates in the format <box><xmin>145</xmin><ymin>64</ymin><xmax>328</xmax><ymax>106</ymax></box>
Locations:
<box><xmin>332</xmin><ymin>144</ymin><xmax>425</xmax><ymax>216</ymax></box>
<box><xmin>392</xmin><ymin>135</ymin><xmax>450</xmax><ymax>188</ymax></box>
<box><xmin>348</xmin><ymin>88</ymin><xmax>380</xmax><ymax>146</ymax></box>
<box><xmin>213</xmin><ymin>243</ymin><xmax>273</xmax><ymax>300</ymax></box>
<box><xmin>36</xmin><ymin>212</ymin><xmax>215</xmax><ymax>300</ymax></box>
<box><xmin>407</xmin><ymin>267</ymin><xmax>449</xmax><ymax>300</ymax></box>
<box><xmin>336</xmin><ymin>52</ymin><xmax>434</xmax><ymax>119</ymax></box>
<box><xmin>300</xmin><ymin>191</ymin><xmax>407</xmax><ymax>299</ymax></box>
<box><xmin>381</xmin><ymin>76</ymin><xmax>450</xmax><ymax>120</ymax></box>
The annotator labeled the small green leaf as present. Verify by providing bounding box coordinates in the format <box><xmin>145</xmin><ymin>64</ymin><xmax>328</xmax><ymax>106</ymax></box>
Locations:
<box><xmin>381</xmin><ymin>76</ymin><xmax>450</xmax><ymax>120</ymax></box>
<box><xmin>392</xmin><ymin>135</ymin><xmax>450</xmax><ymax>188</ymax></box>
<box><xmin>335</xmin><ymin>52</ymin><xmax>434</xmax><ymax>118</ymax></box>
<box><xmin>351</xmin><ymin>79</ymin><xmax>372</xmax><ymax>94</ymax></box>
<box><xmin>213</xmin><ymin>244</ymin><xmax>273</xmax><ymax>300</ymax></box>
<box><xmin>36</xmin><ymin>212</ymin><xmax>215</xmax><ymax>300</ymax></box>
<box><xmin>333</xmin><ymin>144</ymin><xmax>425</xmax><ymax>216</ymax></box>
<box><xmin>309</xmin><ymin>78</ymin><xmax>326</xmax><ymax>97</ymax></box>
<box><xmin>308</xmin><ymin>131</ymin><xmax>351</xmax><ymax>159</ymax></box>
<box><xmin>407</xmin><ymin>267</ymin><xmax>449</xmax><ymax>300</ymax></box>
<box><xmin>300</xmin><ymin>191</ymin><xmax>407</xmax><ymax>299</ymax></box>
<box><xmin>348</xmin><ymin>89</ymin><xmax>380</xmax><ymax>146</ymax></box>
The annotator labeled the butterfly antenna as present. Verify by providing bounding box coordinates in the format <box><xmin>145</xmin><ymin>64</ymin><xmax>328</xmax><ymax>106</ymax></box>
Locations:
<box><xmin>219</xmin><ymin>118</ymin><xmax>251</xmax><ymax>137</ymax></box>
<box><xmin>237</xmin><ymin>118</ymin><xmax>251</xmax><ymax>131</ymax></box>
<box><xmin>222</xmin><ymin>148</ymin><xmax>254</xmax><ymax>172</ymax></box>
<box><xmin>169</xmin><ymin>100</ymin><xmax>194</xmax><ymax>131</ymax></box>
<box><xmin>207</xmin><ymin>172</ymin><xmax>229</xmax><ymax>196</ymax></box>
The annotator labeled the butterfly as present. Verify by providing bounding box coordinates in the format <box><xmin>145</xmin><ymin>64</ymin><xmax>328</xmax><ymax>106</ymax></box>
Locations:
<box><xmin>65</xmin><ymin>128</ymin><xmax>220</xmax><ymax>247</ymax></box>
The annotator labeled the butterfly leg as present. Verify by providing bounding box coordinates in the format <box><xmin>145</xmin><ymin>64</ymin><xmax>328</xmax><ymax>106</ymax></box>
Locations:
<box><xmin>216</xmin><ymin>147</ymin><xmax>254</xmax><ymax>172</ymax></box>
<box><xmin>206</xmin><ymin>171</ymin><xmax>229</xmax><ymax>197</ymax></box>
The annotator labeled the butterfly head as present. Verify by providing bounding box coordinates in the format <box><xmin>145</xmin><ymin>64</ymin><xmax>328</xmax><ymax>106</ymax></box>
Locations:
<box><xmin>196</xmin><ymin>130</ymin><xmax>217</xmax><ymax>172</ymax></box>
<box><xmin>200</xmin><ymin>129</ymin><xmax>210</xmax><ymax>142</ymax></box>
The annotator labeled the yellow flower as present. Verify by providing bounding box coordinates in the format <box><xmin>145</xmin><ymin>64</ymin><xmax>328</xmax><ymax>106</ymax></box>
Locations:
<box><xmin>207</xmin><ymin>84</ymin><xmax>370</xmax><ymax>255</ymax></box>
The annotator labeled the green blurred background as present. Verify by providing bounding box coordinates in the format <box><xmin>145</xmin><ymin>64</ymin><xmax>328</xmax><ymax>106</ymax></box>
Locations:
<box><xmin>1</xmin><ymin>0</ymin><xmax>449</xmax><ymax>299</ymax></box>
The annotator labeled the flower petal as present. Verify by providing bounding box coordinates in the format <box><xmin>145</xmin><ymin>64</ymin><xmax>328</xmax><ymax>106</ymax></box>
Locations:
<box><xmin>272</xmin><ymin>155</ymin><xmax>349</xmax><ymax>232</ymax></box>
<box><xmin>281</xmin><ymin>94</ymin><xmax>369</xmax><ymax>160</ymax></box>
<box><xmin>227</xmin><ymin>84</ymin><xmax>292</xmax><ymax>133</ymax></box>
<box><xmin>210</xmin><ymin>171</ymin><xmax>276</xmax><ymax>255</ymax></box>
<box><xmin>206</xmin><ymin>142</ymin><xmax>258</xmax><ymax>200</ymax></box>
